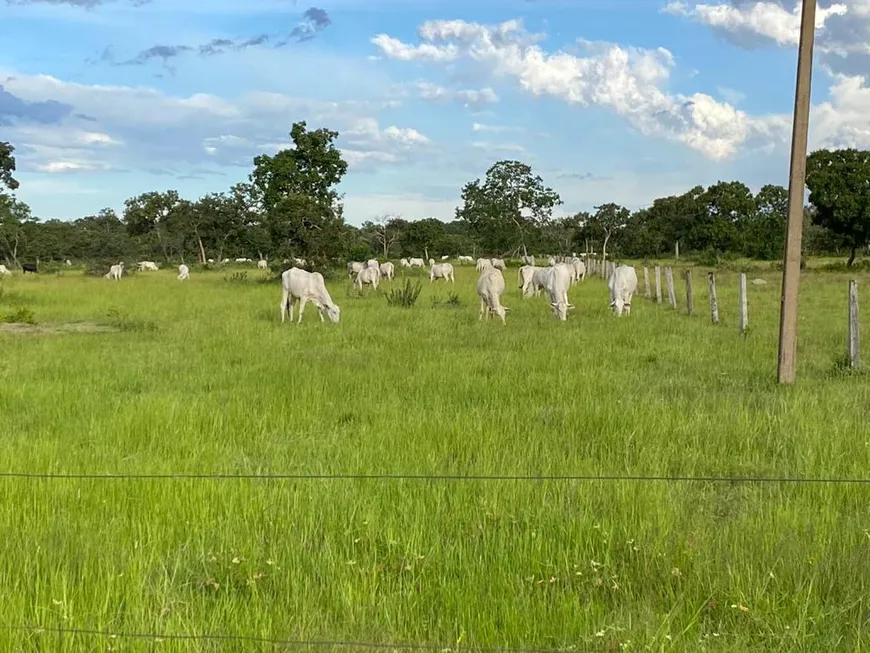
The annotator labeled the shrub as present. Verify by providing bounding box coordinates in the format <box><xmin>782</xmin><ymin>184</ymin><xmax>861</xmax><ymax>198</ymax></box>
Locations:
<box><xmin>223</xmin><ymin>271</ymin><xmax>248</xmax><ymax>284</ymax></box>
<box><xmin>386</xmin><ymin>279</ymin><xmax>422</xmax><ymax>307</ymax></box>
<box><xmin>432</xmin><ymin>292</ymin><xmax>462</xmax><ymax>308</ymax></box>
<box><xmin>3</xmin><ymin>307</ymin><xmax>36</xmax><ymax>324</ymax></box>
<box><xmin>105</xmin><ymin>306</ymin><xmax>157</xmax><ymax>332</ymax></box>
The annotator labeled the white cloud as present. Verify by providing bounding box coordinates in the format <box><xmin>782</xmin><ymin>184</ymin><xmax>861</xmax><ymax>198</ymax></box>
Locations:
<box><xmin>414</xmin><ymin>81</ymin><xmax>499</xmax><ymax>107</ymax></box>
<box><xmin>716</xmin><ymin>86</ymin><xmax>746</xmax><ymax>105</ymax></box>
<box><xmin>0</xmin><ymin>70</ymin><xmax>417</xmax><ymax>177</ymax></box>
<box><xmin>663</xmin><ymin>0</ymin><xmax>870</xmax><ymax>75</ymax></box>
<box><xmin>663</xmin><ymin>0</ymin><xmax>848</xmax><ymax>47</ymax></box>
<box><xmin>371</xmin><ymin>18</ymin><xmax>783</xmax><ymax>160</ymax></box>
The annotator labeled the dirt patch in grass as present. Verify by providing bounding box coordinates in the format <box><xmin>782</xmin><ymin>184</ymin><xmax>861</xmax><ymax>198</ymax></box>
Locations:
<box><xmin>0</xmin><ymin>321</ymin><xmax>119</xmax><ymax>335</ymax></box>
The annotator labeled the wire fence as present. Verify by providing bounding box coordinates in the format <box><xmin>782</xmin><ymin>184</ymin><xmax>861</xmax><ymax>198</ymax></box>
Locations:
<box><xmin>2</xmin><ymin>470</ymin><xmax>870</xmax><ymax>484</ymax></box>
<box><xmin>0</xmin><ymin>624</ymin><xmax>575</xmax><ymax>652</ymax></box>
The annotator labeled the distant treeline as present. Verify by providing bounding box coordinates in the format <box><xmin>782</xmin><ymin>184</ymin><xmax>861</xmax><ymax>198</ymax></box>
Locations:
<box><xmin>1</xmin><ymin>127</ymin><xmax>867</xmax><ymax>268</ymax></box>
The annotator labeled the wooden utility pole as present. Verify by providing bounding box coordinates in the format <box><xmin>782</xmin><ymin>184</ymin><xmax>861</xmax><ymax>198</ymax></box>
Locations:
<box><xmin>777</xmin><ymin>0</ymin><xmax>817</xmax><ymax>384</ymax></box>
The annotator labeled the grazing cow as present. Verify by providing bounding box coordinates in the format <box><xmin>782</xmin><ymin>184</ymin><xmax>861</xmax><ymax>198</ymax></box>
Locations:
<box><xmin>137</xmin><ymin>261</ymin><xmax>158</xmax><ymax>271</ymax></box>
<box><xmin>542</xmin><ymin>264</ymin><xmax>574</xmax><ymax>321</ymax></box>
<box><xmin>548</xmin><ymin>256</ymin><xmax>557</xmax><ymax>266</ymax></box>
<box><xmin>441</xmin><ymin>255</ymin><xmax>450</xmax><ymax>260</ymax></box>
<box><xmin>476</xmin><ymin>267</ymin><xmax>510</xmax><ymax>324</ymax></box>
<box><xmin>105</xmin><ymin>263</ymin><xmax>124</xmax><ymax>281</ymax></box>
<box><xmin>22</xmin><ymin>263</ymin><xmax>37</xmax><ymax>274</ymax></box>
<box><xmin>207</xmin><ymin>258</ymin><xmax>214</xmax><ymax>264</ymax></box>
<box><xmin>491</xmin><ymin>258</ymin><xmax>506</xmax><ymax>270</ymax></box>
<box><xmin>280</xmin><ymin>267</ymin><xmax>341</xmax><ymax>324</ymax></box>
<box><xmin>235</xmin><ymin>258</ymin><xmax>248</xmax><ymax>264</ymax></box>
<box><xmin>347</xmin><ymin>261</ymin><xmax>364</xmax><ymax>278</ymax></box>
<box><xmin>428</xmin><ymin>258</ymin><xmax>436</xmax><ymax>267</ymax></box>
<box><xmin>366</xmin><ymin>259</ymin><xmax>379</xmax><ymax>269</ymax></box>
<box><xmin>355</xmin><ymin>265</ymin><xmax>380</xmax><ymax>290</ymax></box>
<box><xmin>408</xmin><ymin>257</ymin><xmax>425</xmax><ymax>268</ymax></box>
<box><xmin>571</xmin><ymin>258</ymin><xmax>586</xmax><ymax>283</ymax></box>
<box><xmin>476</xmin><ymin>258</ymin><xmax>492</xmax><ymax>271</ymax></box>
<box><xmin>457</xmin><ymin>255</ymin><xmax>474</xmax><ymax>265</ymax></box>
<box><xmin>65</xmin><ymin>259</ymin><xmax>72</xmax><ymax>267</ymax></box>
<box><xmin>0</xmin><ymin>264</ymin><xmax>10</xmax><ymax>275</ymax></box>
<box><xmin>608</xmin><ymin>265</ymin><xmax>638</xmax><ymax>316</ymax></box>
<box><xmin>178</xmin><ymin>264</ymin><xmax>190</xmax><ymax>280</ymax></box>
<box><xmin>430</xmin><ymin>262</ymin><xmax>454</xmax><ymax>283</ymax></box>
<box><xmin>400</xmin><ymin>258</ymin><xmax>410</xmax><ymax>268</ymax></box>
<box><xmin>257</xmin><ymin>259</ymin><xmax>268</xmax><ymax>270</ymax></box>
<box><xmin>379</xmin><ymin>261</ymin><xmax>395</xmax><ymax>280</ymax></box>
<box><xmin>518</xmin><ymin>265</ymin><xmax>543</xmax><ymax>297</ymax></box>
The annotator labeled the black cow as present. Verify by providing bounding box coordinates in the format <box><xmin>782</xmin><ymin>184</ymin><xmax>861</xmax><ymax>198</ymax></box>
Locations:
<box><xmin>21</xmin><ymin>263</ymin><xmax>37</xmax><ymax>274</ymax></box>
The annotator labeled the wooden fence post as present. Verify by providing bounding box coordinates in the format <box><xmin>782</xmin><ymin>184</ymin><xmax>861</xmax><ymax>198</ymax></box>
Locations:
<box><xmin>708</xmin><ymin>272</ymin><xmax>719</xmax><ymax>325</ymax></box>
<box><xmin>849</xmin><ymin>279</ymin><xmax>860</xmax><ymax>370</ymax></box>
<box><xmin>655</xmin><ymin>266</ymin><xmax>662</xmax><ymax>304</ymax></box>
<box><xmin>665</xmin><ymin>267</ymin><xmax>677</xmax><ymax>308</ymax></box>
<box><xmin>738</xmin><ymin>273</ymin><xmax>748</xmax><ymax>336</ymax></box>
<box><xmin>685</xmin><ymin>270</ymin><xmax>694</xmax><ymax>315</ymax></box>
<box><xmin>644</xmin><ymin>266</ymin><xmax>651</xmax><ymax>298</ymax></box>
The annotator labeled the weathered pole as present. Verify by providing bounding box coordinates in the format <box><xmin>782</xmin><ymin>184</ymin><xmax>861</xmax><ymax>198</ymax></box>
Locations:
<box><xmin>777</xmin><ymin>0</ymin><xmax>817</xmax><ymax>384</ymax></box>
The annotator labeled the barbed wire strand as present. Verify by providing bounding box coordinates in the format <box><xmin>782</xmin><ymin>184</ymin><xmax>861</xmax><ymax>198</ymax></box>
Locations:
<box><xmin>0</xmin><ymin>624</ymin><xmax>576</xmax><ymax>652</ymax></box>
<box><xmin>0</xmin><ymin>471</ymin><xmax>869</xmax><ymax>483</ymax></box>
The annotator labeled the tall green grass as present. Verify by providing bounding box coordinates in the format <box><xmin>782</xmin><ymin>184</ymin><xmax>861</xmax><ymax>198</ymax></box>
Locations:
<box><xmin>1</xmin><ymin>264</ymin><xmax>869</xmax><ymax>651</ymax></box>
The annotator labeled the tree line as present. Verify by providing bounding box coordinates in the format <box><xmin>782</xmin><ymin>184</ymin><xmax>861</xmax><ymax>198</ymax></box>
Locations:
<box><xmin>1</xmin><ymin>124</ymin><xmax>868</xmax><ymax>269</ymax></box>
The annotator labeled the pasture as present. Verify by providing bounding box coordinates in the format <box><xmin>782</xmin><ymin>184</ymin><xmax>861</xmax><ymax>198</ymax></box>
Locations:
<box><xmin>1</xmin><ymin>262</ymin><xmax>870</xmax><ymax>651</ymax></box>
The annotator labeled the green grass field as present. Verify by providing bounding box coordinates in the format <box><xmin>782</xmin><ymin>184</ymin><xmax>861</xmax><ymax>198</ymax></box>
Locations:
<box><xmin>2</xmin><ymin>262</ymin><xmax>870</xmax><ymax>651</ymax></box>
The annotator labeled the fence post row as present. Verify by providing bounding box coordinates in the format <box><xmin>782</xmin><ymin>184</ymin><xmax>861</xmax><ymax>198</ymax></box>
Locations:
<box><xmin>665</xmin><ymin>266</ymin><xmax>677</xmax><ymax>308</ymax></box>
<box><xmin>708</xmin><ymin>272</ymin><xmax>719</xmax><ymax>325</ymax></box>
<box><xmin>644</xmin><ymin>267</ymin><xmax>651</xmax><ymax>298</ymax></box>
<box><xmin>655</xmin><ymin>266</ymin><xmax>662</xmax><ymax>304</ymax></box>
<box><xmin>849</xmin><ymin>279</ymin><xmax>860</xmax><ymax>370</ymax></box>
<box><xmin>685</xmin><ymin>270</ymin><xmax>693</xmax><ymax>316</ymax></box>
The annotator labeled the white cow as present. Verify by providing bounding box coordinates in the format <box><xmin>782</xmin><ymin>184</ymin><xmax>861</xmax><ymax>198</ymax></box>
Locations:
<box><xmin>222</xmin><ymin>258</ymin><xmax>231</xmax><ymax>264</ymax></box>
<box><xmin>0</xmin><ymin>264</ymin><xmax>10</xmax><ymax>276</ymax></box>
<box><xmin>137</xmin><ymin>261</ymin><xmax>158</xmax><ymax>271</ymax></box>
<box><xmin>280</xmin><ymin>267</ymin><xmax>340</xmax><ymax>324</ymax></box>
<box><xmin>542</xmin><ymin>263</ymin><xmax>574</xmax><ymax>321</ymax></box>
<box><xmin>608</xmin><ymin>265</ymin><xmax>638</xmax><ymax>316</ymax></box>
<box><xmin>65</xmin><ymin>259</ymin><xmax>72</xmax><ymax>267</ymax></box>
<box><xmin>400</xmin><ymin>258</ymin><xmax>410</xmax><ymax>268</ymax></box>
<box><xmin>477</xmin><ymin>267</ymin><xmax>510</xmax><ymax>324</ymax></box>
<box><xmin>430</xmin><ymin>262</ymin><xmax>454</xmax><ymax>283</ymax></box>
<box><xmin>379</xmin><ymin>261</ymin><xmax>395</xmax><ymax>280</ymax></box>
<box><xmin>457</xmin><ymin>255</ymin><xmax>475</xmax><ymax>265</ymax></box>
<box><xmin>571</xmin><ymin>258</ymin><xmax>586</xmax><ymax>283</ymax></box>
<box><xmin>178</xmin><ymin>264</ymin><xmax>190</xmax><ymax>280</ymax></box>
<box><xmin>105</xmin><ymin>263</ymin><xmax>124</xmax><ymax>281</ymax></box>
<box><xmin>441</xmin><ymin>255</ymin><xmax>450</xmax><ymax>261</ymax></box>
<box><xmin>408</xmin><ymin>257</ymin><xmax>425</xmax><ymax>268</ymax></box>
<box><xmin>207</xmin><ymin>258</ymin><xmax>215</xmax><ymax>264</ymax></box>
<box><xmin>366</xmin><ymin>259</ymin><xmax>379</xmax><ymax>269</ymax></box>
<box><xmin>518</xmin><ymin>265</ymin><xmax>542</xmax><ymax>297</ymax></box>
<box><xmin>257</xmin><ymin>259</ymin><xmax>268</xmax><ymax>270</ymax></box>
<box><xmin>355</xmin><ymin>265</ymin><xmax>380</xmax><ymax>290</ymax></box>
<box><xmin>476</xmin><ymin>258</ymin><xmax>492</xmax><ymax>271</ymax></box>
<box><xmin>347</xmin><ymin>261</ymin><xmax>365</xmax><ymax>278</ymax></box>
<box><xmin>547</xmin><ymin>256</ymin><xmax>557</xmax><ymax>266</ymax></box>
<box><xmin>235</xmin><ymin>258</ymin><xmax>248</xmax><ymax>264</ymax></box>
<box><xmin>491</xmin><ymin>258</ymin><xmax>506</xmax><ymax>271</ymax></box>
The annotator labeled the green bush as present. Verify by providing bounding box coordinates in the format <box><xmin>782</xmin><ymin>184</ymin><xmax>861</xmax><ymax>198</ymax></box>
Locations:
<box><xmin>386</xmin><ymin>279</ymin><xmax>422</xmax><ymax>307</ymax></box>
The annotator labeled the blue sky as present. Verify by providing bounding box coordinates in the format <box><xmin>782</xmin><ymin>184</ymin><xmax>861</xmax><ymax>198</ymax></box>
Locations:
<box><xmin>2</xmin><ymin>0</ymin><xmax>869</xmax><ymax>225</ymax></box>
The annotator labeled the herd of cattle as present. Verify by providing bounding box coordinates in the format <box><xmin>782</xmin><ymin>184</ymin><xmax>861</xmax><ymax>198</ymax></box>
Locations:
<box><xmin>281</xmin><ymin>255</ymin><xmax>638</xmax><ymax>325</ymax></box>
<box><xmin>1</xmin><ymin>254</ymin><xmax>638</xmax><ymax>325</ymax></box>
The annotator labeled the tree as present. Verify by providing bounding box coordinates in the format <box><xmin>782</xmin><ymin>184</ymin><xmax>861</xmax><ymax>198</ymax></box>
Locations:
<box><xmin>249</xmin><ymin>121</ymin><xmax>349</xmax><ymax>261</ymax></box>
<box><xmin>0</xmin><ymin>141</ymin><xmax>19</xmax><ymax>192</ymax></box>
<box><xmin>122</xmin><ymin>190</ymin><xmax>184</xmax><ymax>259</ymax></box>
<box><xmin>743</xmin><ymin>184</ymin><xmax>787</xmax><ymax>260</ymax></box>
<box><xmin>456</xmin><ymin>160</ymin><xmax>561</xmax><ymax>255</ymax></box>
<box><xmin>691</xmin><ymin>181</ymin><xmax>755</xmax><ymax>258</ymax></box>
<box><xmin>362</xmin><ymin>214</ymin><xmax>403</xmax><ymax>259</ymax></box>
<box><xmin>0</xmin><ymin>194</ymin><xmax>33</xmax><ymax>266</ymax></box>
<box><xmin>401</xmin><ymin>218</ymin><xmax>448</xmax><ymax>260</ymax></box>
<box><xmin>585</xmin><ymin>203</ymin><xmax>630</xmax><ymax>262</ymax></box>
<box><xmin>806</xmin><ymin>148</ymin><xmax>870</xmax><ymax>266</ymax></box>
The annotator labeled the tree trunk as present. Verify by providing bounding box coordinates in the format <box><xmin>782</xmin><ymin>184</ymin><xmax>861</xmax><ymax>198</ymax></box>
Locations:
<box><xmin>848</xmin><ymin>246</ymin><xmax>857</xmax><ymax>266</ymax></box>
<box><xmin>198</xmin><ymin>237</ymin><xmax>207</xmax><ymax>264</ymax></box>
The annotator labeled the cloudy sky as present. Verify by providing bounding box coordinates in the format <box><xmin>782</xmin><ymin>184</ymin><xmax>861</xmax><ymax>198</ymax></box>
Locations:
<box><xmin>2</xmin><ymin>0</ymin><xmax>869</xmax><ymax>225</ymax></box>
